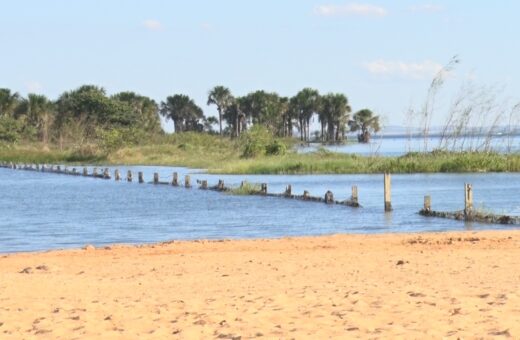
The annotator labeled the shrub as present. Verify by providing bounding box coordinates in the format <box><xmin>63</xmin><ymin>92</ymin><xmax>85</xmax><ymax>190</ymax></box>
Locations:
<box><xmin>265</xmin><ymin>140</ymin><xmax>287</xmax><ymax>156</ymax></box>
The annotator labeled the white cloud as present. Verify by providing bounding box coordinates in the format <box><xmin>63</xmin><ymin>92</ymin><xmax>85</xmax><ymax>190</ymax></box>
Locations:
<box><xmin>26</xmin><ymin>81</ymin><xmax>42</xmax><ymax>93</ymax></box>
<box><xmin>363</xmin><ymin>60</ymin><xmax>443</xmax><ymax>79</ymax></box>
<box><xmin>142</xmin><ymin>19</ymin><xmax>163</xmax><ymax>31</ymax></box>
<box><xmin>408</xmin><ymin>4</ymin><xmax>444</xmax><ymax>13</ymax></box>
<box><xmin>315</xmin><ymin>3</ymin><xmax>387</xmax><ymax>17</ymax></box>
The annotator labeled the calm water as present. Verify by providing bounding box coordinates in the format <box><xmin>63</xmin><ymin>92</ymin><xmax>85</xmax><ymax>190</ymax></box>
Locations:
<box><xmin>300</xmin><ymin>135</ymin><xmax>520</xmax><ymax>156</ymax></box>
<box><xmin>0</xmin><ymin>166</ymin><xmax>518</xmax><ymax>253</ymax></box>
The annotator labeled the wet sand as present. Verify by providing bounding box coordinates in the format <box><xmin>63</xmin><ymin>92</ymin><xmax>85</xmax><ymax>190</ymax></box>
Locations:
<box><xmin>1</xmin><ymin>230</ymin><xmax>519</xmax><ymax>339</ymax></box>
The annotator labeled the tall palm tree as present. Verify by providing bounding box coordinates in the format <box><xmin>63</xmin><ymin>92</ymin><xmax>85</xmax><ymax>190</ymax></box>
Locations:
<box><xmin>320</xmin><ymin>93</ymin><xmax>350</xmax><ymax>143</ymax></box>
<box><xmin>161</xmin><ymin>94</ymin><xmax>203</xmax><ymax>132</ymax></box>
<box><xmin>207</xmin><ymin>86</ymin><xmax>233</xmax><ymax>136</ymax></box>
<box><xmin>349</xmin><ymin>109</ymin><xmax>380</xmax><ymax>143</ymax></box>
<box><xmin>0</xmin><ymin>88</ymin><xmax>21</xmax><ymax>117</ymax></box>
<box><xmin>292</xmin><ymin>88</ymin><xmax>320</xmax><ymax>142</ymax></box>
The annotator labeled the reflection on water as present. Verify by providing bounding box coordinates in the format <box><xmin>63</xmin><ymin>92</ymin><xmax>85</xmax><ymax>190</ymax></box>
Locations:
<box><xmin>0</xmin><ymin>166</ymin><xmax>518</xmax><ymax>253</ymax></box>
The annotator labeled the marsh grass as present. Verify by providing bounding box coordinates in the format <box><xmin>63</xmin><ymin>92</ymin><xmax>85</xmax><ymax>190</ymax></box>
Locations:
<box><xmin>228</xmin><ymin>182</ymin><xmax>262</xmax><ymax>195</ymax></box>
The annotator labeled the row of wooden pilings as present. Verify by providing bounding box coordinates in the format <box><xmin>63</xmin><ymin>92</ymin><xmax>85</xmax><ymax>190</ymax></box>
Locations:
<box><xmin>2</xmin><ymin>162</ymin><xmax>517</xmax><ymax>224</ymax></box>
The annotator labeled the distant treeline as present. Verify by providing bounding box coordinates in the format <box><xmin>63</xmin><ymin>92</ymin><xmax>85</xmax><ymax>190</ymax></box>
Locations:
<box><xmin>0</xmin><ymin>85</ymin><xmax>379</xmax><ymax>146</ymax></box>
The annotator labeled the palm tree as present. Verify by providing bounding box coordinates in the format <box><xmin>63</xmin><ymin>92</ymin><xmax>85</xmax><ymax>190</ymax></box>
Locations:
<box><xmin>320</xmin><ymin>93</ymin><xmax>350</xmax><ymax>143</ymax></box>
<box><xmin>292</xmin><ymin>88</ymin><xmax>320</xmax><ymax>142</ymax></box>
<box><xmin>161</xmin><ymin>94</ymin><xmax>203</xmax><ymax>132</ymax></box>
<box><xmin>0</xmin><ymin>89</ymin><xmax>21</xmax><ymax>117</ymax></box>
<box><xmin>207</xmin><ymin>86</ymin><xmax>234</xmax><ymax>136</ymax></box>
<box><xmin>349</xmin><ymin>109</ymin><xmax>380</xmax><ymax>143</ymax></box>
<box><xmin>17</xmin><ymin>94</ymin><xmax>54</xmax><ymax>145</ymax></box>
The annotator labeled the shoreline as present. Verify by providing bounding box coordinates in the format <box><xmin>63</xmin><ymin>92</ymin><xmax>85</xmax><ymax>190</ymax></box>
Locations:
<box><xmin>1</xmin><ymin>230</ymin><xmax>519</xmax><ymax>338</ymax></box>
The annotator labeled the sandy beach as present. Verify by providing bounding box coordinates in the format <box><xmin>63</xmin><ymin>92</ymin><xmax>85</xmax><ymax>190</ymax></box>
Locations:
<box><xmin>1</xmin><ymin>230</ymin><xmax>519</xmax><ymax>339</ymax></box>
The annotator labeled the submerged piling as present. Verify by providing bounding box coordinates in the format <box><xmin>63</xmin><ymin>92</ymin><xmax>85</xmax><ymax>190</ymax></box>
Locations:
<box><xmin>83</xmin><ymin>167</ymin><xmax>88</xmax><ymax>176</ymax></box>
<box><xmin>138</xmin><ymin>171</ymin><xmax>144</xmax><ymax>184</ymax></box>
<box><xmin>153</xmin><ymin>173</ymin><xmax>159</xmax><ymax>184</ymax></box>
<box><xmin>172</xmin><ymin>172</ymin><xmax>178</xmax><ymax>186</ymax></box>
<box><xmin>103</xmin><ymin>168</ymin><xmax>110</xmax><ymax>179</ymax></box>
<box><xmin>285</xmin><ymin>185</ymin><xmax>292</xmax><ymax>197</ymax></box>
<box><xmin>115</xmin><ymin>169</ymin><xmax>121</xmax><ymax>181</ymax></box>
<box><xmin>424</xmin><ymin>195</ymin><xmax>431</xmax><ymax>213</ymax></box>
<box><xmin>261</xmin><ymin>183</ymin><xmax>267</xmax><ymax>195</ymax></box>
<box><xmin>217</xmin><ymin>179</ymin><xmax>225</xmax><ymax>191</ymax></box>
<box><xmin>351</xmin><ymin>186</ymin><xmax>359</xmax><ymax>206</ymax></box>
<box><xmin>127</xmin><ymin>170</ymin><xmax>132</xmax><ymax>182</ymax></box>
<box><xmin>185</xmin><ymin>175</ymin><xmax>191</xmax><ymax>188</ymax></box>
<box><xmin>200</xmin><ymin>180</ymin><xmax>208</xmax><ymax>189</ymax></box>
<box><xmin>324</xmin><ymin>190</ymin><xmax>334</xmax><ymax>204</ymax></box>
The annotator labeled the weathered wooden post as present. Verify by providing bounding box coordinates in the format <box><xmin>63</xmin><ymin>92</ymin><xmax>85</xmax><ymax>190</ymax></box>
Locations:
<box><xmin>384</xmin><ymin>173</ymin><xmax>392</xmax><ymax>212</ymax></box>
<box><xmin>351</xmin><ymin>186</ymin><xmax>359</xmax><ymax>205</ymax></box>
<box><xmin>285</xmin><ymin>185</ymin><xmax>292</xmax><ymax>197</ymax></box>
<box><xmin>217</xmin><ymin>179</ymin><xmax>225</xmax><ymax>191</ymax></box>
<box><xmin>35</xmin><ymin>164</ymin><xmax>40</xmax><ymax>171</ymax></box>
<box><xmin>324</xmin><ymin>190</ymin><xmax>334</xmax><ymax>204</ymax></box>
<box><xmin>103</xmin><ymin>168</ymin><xmax>110</xmax><ymax>179</ymax></box>
<box><xmin>303</xmin><ymin>190</ymin><xmax>310</xmax><ymax>200</ymax></box>
<box><xmin>153</xmin><ymin>172</ymin><xmax>159</xmax><ymax>184</ymax></box>
<box><xmin>72</xmin><ymin>168</ymin><xmax>78</xmax><ymax>175</ymax></box>
<box><xmin>261</xmin><ymin>183</ymin><xmax>267</xmax><ymax>195</ymax></box>
<box><xmin>424</xmin><ymin>195</ymin><xmax>431</xmax><ymax>213</ymax></box>
<box><xmin>83</xmin><ymin>167</ymin><xmax>88</xmax><ymax>176</ymax></box>
<box><xmin>114</xmin><ymin>169</ymin><xmax>121</xmax><ymax>181</ymax></box>
<box><xmin>464</xmin><ymin>183</ymin><xmax>473</xmax><ymax>218</ymax></box>
<box><xmin>138</xmin><ymin>171</ymin><xmax>144</xmax><ymax>183</ymax></box>
<box><xmin>93</xmin><ymin>167</ymin><xmax>98</xmax><ymax>177</ymax></box>
<box><xmin>57</xmin><ymin>165</ymin><xmax>61</xmax><ymax>173</ymax></box>
<box><xmin>200</xmin><ymin>180</ymin><xmax>208</xmax><ymax>189</ymax></box>
<box><xmin>127</xmin><ymin>170</ymin><xmax>132</xmax><ymax>182</ymax></box>
<box><xmin>172</xmin><ymin>172</ymin><xmax>179</xmax><ymax>186</ymax></box>
<box><xmin>185</xmin><ymin>175</ymin><xmax>191</xmax><ymax>188</ymax></box>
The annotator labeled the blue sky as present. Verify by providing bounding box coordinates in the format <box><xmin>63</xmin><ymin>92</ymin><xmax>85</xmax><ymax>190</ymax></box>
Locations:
<box><xmin>1</xmin><ymin>1</ymin><xmax>519</xmax><ymax>131</ymax></box>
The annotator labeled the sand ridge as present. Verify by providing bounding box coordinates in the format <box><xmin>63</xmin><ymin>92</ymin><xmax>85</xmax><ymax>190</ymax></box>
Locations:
<box><xmin>0</xmin><ymin>230</ymin><xmax>519</xmax><ymax>339</ymax></box>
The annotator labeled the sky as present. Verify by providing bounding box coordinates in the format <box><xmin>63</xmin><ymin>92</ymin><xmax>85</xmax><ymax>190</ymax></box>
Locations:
<box><xmin>1</xmin><ymin>0</ymin><xmax>519</xmax><ymax>131</ymax></box>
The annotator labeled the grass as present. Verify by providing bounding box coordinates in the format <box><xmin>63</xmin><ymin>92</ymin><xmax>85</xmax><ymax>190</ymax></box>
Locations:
<box><xmin>227</xmin><ymin>181</ymin><xmax>262</xmax><ymax>195</ymax></box>
<box><xmin>1</xmin><ymin>134</ymin><xmax>519</xmax><ymax>174</ymax></box>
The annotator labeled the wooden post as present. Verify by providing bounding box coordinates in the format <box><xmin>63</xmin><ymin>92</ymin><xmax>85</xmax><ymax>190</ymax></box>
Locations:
<box><xmin>285</xmin><ymin>185</ymin><xmax>292</xmax><ymax>197</ymax></box>
<box><xmin>93</xmin><ymin>167</ymin><xmax>98</xmax><ymax>177</ymax></box>
<box><xmin>36</xmin><ymin>164</ymin><xmax>40</xmax><ymax>171</ymax></box>
<box><xmin>303</xmin><ymin>190</ymin><xmax>310</xmax><ymax>200</ymax></box>
<box><xmin>424</xmin><ymin>195</ymin><xmax>431</xmax><ymax>213</ymax></box>
<box><xmin>114</xmin><ymin>169</ymin><xmax>121</xmax><ymax>181</ymax></box>
<box><xmin>83</xmin><ymin>167</ymin><xmax>88</xmax><ymax>176</ymax></box>
<box><xmin>172</xmin><ymin>172</ymin><xmax>178</xmax><ymax>186</ymax></box>
<box><xmin>351</xmin><ymin>186</ymin><xmax>359</xmax><ymax>205</ymax></box>
<box><xmin>127</xmin><ymin>170</ymin><xmax>132</xmax><ymax>182</ymax></box>
<box><xmin>185</xmin><ymin>175</ymin><xmax>191</xmax><ymax>188</ymax></box>
<box><xmin>464</xmin><ymin>183</ymin><xmax>473</xmax><ymax>217</ymax></box>
<box><xmin>261</xmin><ymin>183</ymin><xmax>267</xmax><ymax>195</ymax></box>
<box><xmin>138</xmin><ymin>171</ymin><xmax>144</xmax><ymax>183</ymax></box>
<box><xmin>384</xmin><ymin>173</ymin><xmax>392</xmax><ymax>212</ymax></box>
<box><xmin>57</xmin><ymin>165</ymin><xmax>61</xmax><ymax>173</ymax></box>
<box><xmin>103</xmin><ymin>168</ymin><xmax>110</xmax><ymax>179</ymax></box>
<box><xmin>218</xmin><ymin>179</ymin><xmax>225</xmax><ymax>191</ymax></box>
<box><xmin>72</xmin><ymin>168</ymin><xmax>78</xmax><ymax>175</ymax></box>
<box><xmin>324</xmin><ymin>190</ymin><xmax>334</xmax><ymax>204</ymax></box>
<box><xmin>153</xmin><ymin>172</ymin><xmax>159</xmax><ymax>184</ymax></box>
<box><xmin>201</xmin><ymin>180</ymin><xmax>208</xmax><ymax>189</ymax></box>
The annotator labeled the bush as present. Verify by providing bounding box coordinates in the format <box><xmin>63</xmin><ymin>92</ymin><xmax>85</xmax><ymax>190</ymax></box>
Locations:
<box><xmin>265</xmin><ymin>140</ymin><xmax>287</xmax><ymax>156</ymax></box>
<box><xmin>96</xmin><ymin>127</ymin><xmax>145</xmax><ymax>152</ymax></box>
<box><xmin>240</xmin><ymin>125</ymin><xmax>273</xmax><ymax>158</ymax></box>
<box><xmin>0</xmin><ymin>116</ymin><xmax>23</xmax><ymax>143</ymax></box>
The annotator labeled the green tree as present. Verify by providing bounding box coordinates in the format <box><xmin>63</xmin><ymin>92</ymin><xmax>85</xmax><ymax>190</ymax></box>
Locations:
<box><xmin>0</xmin><ymin>89</ymin><xmax>21</xmax><ymax>117</ymax></box>
<box><xmin>292</xmin><ymin>88</ymin><xmax>320</xmax><ymax>142</ymax></box>
<box><xmin>349</xmin><ymin>109</ymin><xmax>380</xmax><ymax>143</ymax></box>
<box><xmin>16</xmin><ymin>94</ymin><xmax>54</xmax><ymax>144</ymax></box>
<box><xmin>112</xmin><ymin>92</ymin><xmax>162</xmax><ymax>133</ymax></box>
<box><xmin>160</xmin><ymin>94</ymin><xmax>204</xmax><ymax>132</ymax></box>
<box><xmin>320</xmin><ymin>93</ymin><xmax>351</xmax><ymax>143</ymax></box>
<box><xmin>207</xmin><ymin>86</ymin><xmax>234</xmax><ymax>136</ymax></box>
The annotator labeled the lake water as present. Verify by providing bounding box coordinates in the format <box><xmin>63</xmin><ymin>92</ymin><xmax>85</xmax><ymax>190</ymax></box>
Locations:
<box><xmin>0</xmin><ymin>166</ymin><xmax>518</xmax><ymax>253</ymax></box>
<box><xmin>300</xmin><ymin>135</ymin><xmax>520</xmax><ymax>156</ymax></box>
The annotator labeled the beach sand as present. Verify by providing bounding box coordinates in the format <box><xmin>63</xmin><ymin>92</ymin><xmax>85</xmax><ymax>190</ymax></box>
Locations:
<box><xmin>1</xmin><ymin>230</ymin><xmax>519</xmax><ymax>339</ymax></box>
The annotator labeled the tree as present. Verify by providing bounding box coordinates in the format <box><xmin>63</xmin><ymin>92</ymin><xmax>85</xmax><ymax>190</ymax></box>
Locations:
<box><xmin>160</xmin><ymin>94</ymin><xmax>204</xmax><ymax>132</ymax></box>
<box><xmin>16</xmin><ymin>94</ymin><xmax>54</xmax><ymax>144</ymax></box>
<box><xmin>320</xmin><ymin>93</ymin><xmax>351</xmax><ymax>143</ymax></box>
<box><xmin>349</xmin><ymin>109</ymin><xmax>380</xmax><ymax>143</ymax></box>
<box><xmin>207</xmin><ymin>86</ymin><xmax>234</xmax><ymax>136</ymax></box>
<box><xmin>112</xmin><ymin>92</ymin><xmax>162</xmax><ymax>133</ymax></box>
<box><xmin>0</xmin><ymin>89</ymin><xmax>21</xmax><ymax>117</ymax></box>
<box><xmin>292</xmin><ymin>88</ymin><xmax>320</xmax><ymax>142</ymax></box>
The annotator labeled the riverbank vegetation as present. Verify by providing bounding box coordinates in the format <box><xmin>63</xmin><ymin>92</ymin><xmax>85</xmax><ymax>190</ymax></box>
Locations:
<box><xmin>0</xmin><ymin>81</ymin><xmax>519</xmax><ymax>174</ymax></box>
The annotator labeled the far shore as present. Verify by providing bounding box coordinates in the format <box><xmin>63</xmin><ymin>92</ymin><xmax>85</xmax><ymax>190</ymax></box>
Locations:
<box><xmin>1</xmin><ymin>230</ymin><xmax>519</xmax><ymax>338</ymax></box>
